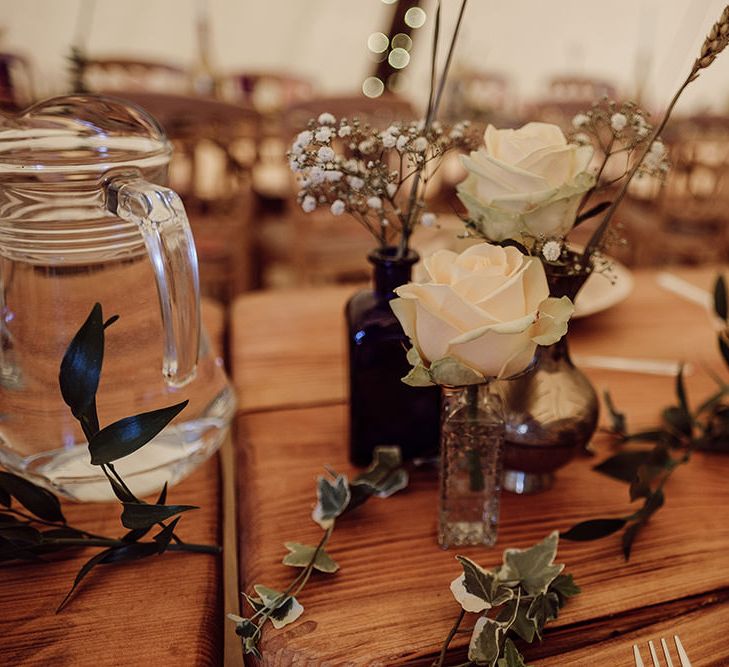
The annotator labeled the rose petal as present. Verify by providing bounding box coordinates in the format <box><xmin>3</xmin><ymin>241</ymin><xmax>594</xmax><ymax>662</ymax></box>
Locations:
<box><xmin>530</xmin><ymin>296</ymin><xmax>574</xmax><ymax>345</ymax></box>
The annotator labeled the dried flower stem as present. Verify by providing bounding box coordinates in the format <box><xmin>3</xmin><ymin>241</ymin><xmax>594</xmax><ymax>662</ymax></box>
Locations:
<box><xmin>398</xmin><ymin>0</ymin><xmax>468</xmax><ymax>258</ymax></box>
<box><xmin>583</xmin><ymin>3</ymin><xmax>729</xmax><ymax>262</ymax></box>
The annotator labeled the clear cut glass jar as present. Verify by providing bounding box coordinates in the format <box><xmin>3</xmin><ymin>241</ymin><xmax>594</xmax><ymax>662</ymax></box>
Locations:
<box><xmin>0</xmin><ymin>95</ymin><xmax>235</xmax><ymax>501</ymax></box>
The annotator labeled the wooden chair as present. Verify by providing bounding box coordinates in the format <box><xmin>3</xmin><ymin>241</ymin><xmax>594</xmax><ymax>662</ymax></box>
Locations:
<box><xmin>529</xmin><ymin>75</ymin><xmax>619</xmax><ymax>130</ymax></box>
<box><xmin>259</xmin><ymin>94</ymin><xmax>416</xmax><ymax>287</ymax></box>
<box><xmin>77</xmin><ymin>56</ymin><xmax>190</xmax><ymax>95</ymax></box>
<box><xmin>0</xmin><ymin>52</ymin><xmax>35</xmax><ymax>110</ymax></box>
<box><xmin>109</xmin><ymin>91</ymin><xmax>262</xmax><ymax>301</ymax></box>
<box><xmin>633</xmin><ymin>115</ymin><xmax>729</xmax><ymax>265</ymax></box>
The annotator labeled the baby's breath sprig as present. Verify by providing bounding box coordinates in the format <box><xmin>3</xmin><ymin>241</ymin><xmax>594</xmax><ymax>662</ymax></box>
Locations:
<box><xmin>289</xmin><ymin>115</ymin><xmax>478</xmax><ymax>248</ymax></box>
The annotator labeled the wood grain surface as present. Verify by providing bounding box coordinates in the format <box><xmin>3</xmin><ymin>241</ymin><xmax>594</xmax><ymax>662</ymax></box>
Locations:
<box><xmin>232</xmin><ymin>266</ymin><xmax>729</xmax><ymax>666</ymax></box>
<box><xmin>0</xmin><ymin>302</ymin><xmax>227</xmax><ymax>667</ymax></box>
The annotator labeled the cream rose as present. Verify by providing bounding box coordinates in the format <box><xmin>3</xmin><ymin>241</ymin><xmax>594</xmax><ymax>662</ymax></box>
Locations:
<box><xmin>457</xmin><ymin>123</ymin><xmax>594</xmax><ymax>242</ymax></box>
<box><xmin>390</xmin><ymin>243</ymin><xmax>573</xmax><ymax>384</ymax></box>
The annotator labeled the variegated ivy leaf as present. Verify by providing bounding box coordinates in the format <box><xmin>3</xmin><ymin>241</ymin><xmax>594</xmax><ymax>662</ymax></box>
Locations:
<box><xmin>497</xmin><ymin>531</ymin><xmax>564</xmax><ymax>596</ymax></box>
<box><xmin>451</xmin><ymin>556</ymin><xmax>514</xmax><ymax>612</ymax></box>
<box><xmin>495</xmin><ymin>598</ymin><xmax>537</xmax><ymax>644</ymax></box>
<box><xmin>430</xmin><ymin>356</ymin><xmax>485</xmax><ymax>387</ymax></box>
<box><xmin>311</xmin><ymin>473</ymin><xmax>351</xmax><ymax>529</ymax></box>
<box><xmin>351</xmin><ymin>446</ymin><xmax>409</xmax><ymax>498</ymax></box>
<box><xmin>497</xmin><ymin>638</ymin><xmax>528</xmax><ymax>667</ymax></box>
<box><xmin>526</xmin><ymin>591</ymin><xmax>561</xmax><ymax>639</ymax></box>
<box><xmin>468</xmin><ymin>616</ymin><xmax>503</xmax><ymax>666</ymax></box>
<box><xmin>252</xmin><ymin>585</ymin><xmax>304</xmax><ymax>629</ymax></box>
<box><xmin>282</xmin><ymin>542</ymin><xmax>339</xmax><ymax>573</ymax></box>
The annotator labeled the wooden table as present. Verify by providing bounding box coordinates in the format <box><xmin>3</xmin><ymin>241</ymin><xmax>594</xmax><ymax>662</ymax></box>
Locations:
<box><xmin>0</xmin><ymin>301</ymin><xmax>228</xmax><ymax>667</ymax></box>
<box><xmin>231</xmin><ymin>266</ymin><xmax>729</xmax><ymax>666</ymax></box>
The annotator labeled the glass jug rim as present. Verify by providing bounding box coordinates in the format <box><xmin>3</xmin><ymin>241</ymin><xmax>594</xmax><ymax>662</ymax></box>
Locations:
<box><xmin>0</xmin><ymin>93</ymin><xmax>172</xmax><ymax>175</ymax></box>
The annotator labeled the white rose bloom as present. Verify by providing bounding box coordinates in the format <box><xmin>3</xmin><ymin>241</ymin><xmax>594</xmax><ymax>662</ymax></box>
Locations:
<box><xmin>317</xmin><ymin>146</ymin><xmax>335</xmax><ymax>162</ymax></box>
<box><xmin>367</xmin><ymin>196</ymin><xmax>382</xmax><ymax>209</ymax></box>
<box><xmin>330</xmin><ymin>199</ymin><xmax>346</xmax><ymax>216</ymax></box>
<box><xmin>301</xmin><ymin>195</ymin><xmax>317</xmax><ymax>213</ymax></box>
<box><xmin>610</xmin><ymin>113</ymin><xmax>628</xmax><ymax>132</ymax></box>
<box><xmin>391</xmin><ymin>243</ymin><xmax>574</xmax><ymax>382</ymax></box>
<box><xmin>318</xmin><ymin>112</ymin><xmax>336</xmax><ymax>125</ymax></box>
<box><xmin>457</xmin><ymin>123</ymin><xmax>595</xmax><ymax>242</ymax></box>
<box><xmin>315</xmin><ymin>126</ymin><xmax>334</xmax><ymax>142</ymax></box>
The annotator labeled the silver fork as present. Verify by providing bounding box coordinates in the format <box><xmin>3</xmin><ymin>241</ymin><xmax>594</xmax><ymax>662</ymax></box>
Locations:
<box><xmin>633</xmin><ymin>635</ymin><xmax>692</xmax><ymax>667</ymax></box>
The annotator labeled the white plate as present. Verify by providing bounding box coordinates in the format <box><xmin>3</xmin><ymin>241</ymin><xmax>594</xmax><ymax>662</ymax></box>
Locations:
<box><xmin>574</xmin><ymin>260</ymin><xmax>634</xmax><ymax>318</ymax></box>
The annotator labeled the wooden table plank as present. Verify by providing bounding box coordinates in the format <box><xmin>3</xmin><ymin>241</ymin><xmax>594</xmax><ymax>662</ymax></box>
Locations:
<box><xmin>0</xmin><ymin>302</ymin><xmax>228</xmax><ymax>667</ymax></box>
<box><xmin>0</xmin><ymin>456</ymin><xmax>222</xmax><ymax>666</ymax></box>
<box><xmin>237</xmin><ymin>405</ymin><xmax>729</xmax><ymax>665</ymax></box>
<box><xmin>231</xmin><ymin>265</ymin><xmax>729</xmax><ymax>665</ymax></box>
<box><xmin>231</xmin><ymin>266</ymin><xmax>723</xmax><ymax>416</ymax></box>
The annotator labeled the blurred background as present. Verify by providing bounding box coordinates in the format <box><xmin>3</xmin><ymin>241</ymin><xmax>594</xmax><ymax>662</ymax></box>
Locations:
<box><xmin>1</xmin><ymin>0</ymin><xmax>728</xmax><ymax>301</ymax></box>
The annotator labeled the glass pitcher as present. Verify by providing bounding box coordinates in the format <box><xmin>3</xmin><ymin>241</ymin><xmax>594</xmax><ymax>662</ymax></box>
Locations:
<box><xmin>0</xmin><ymin>95</ymin><xmax>236</xmax><ymax>502</ymax></box>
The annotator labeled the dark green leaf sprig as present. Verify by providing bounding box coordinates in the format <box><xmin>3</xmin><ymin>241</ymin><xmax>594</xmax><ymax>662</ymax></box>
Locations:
<box><xmin>562</xmin><ymin>275</ymin><xmax>729</xmax><ymax>559</ymax></box>
<box><xmin>0</xmin><ymin>303</ymin><xmax>219</xmax><ymax>611</ymax></box>
<box><xmin>227</xmin><ymin>447</ymin><xmax>408</xmax><ymax>659</ymax></box>
<box><xmin>435</xmin><ymin>532</ymin><xmax>580</xmax><ymax>667</ymax></box>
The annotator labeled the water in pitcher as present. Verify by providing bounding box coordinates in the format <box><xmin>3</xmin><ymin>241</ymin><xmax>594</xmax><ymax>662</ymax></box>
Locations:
<box><xmin>0</xmin><ymin>96</ymin><xmax>235</xmax><ymax>501</ymax></box>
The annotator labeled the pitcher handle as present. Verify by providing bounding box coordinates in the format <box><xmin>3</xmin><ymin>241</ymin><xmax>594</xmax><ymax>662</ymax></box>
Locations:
<box><xmin>107</xmin><ymin>177</ymin><xmax>200</xmax><ymax>387</ymax></box>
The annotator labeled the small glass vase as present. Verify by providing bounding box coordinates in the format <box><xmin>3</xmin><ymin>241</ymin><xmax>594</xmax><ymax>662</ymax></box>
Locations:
<box><xmin>500</xmin><ymin>259</ymin><xmax>599</xmax><ymax>494</ymax></box>
<box><xmin>438</xmin><ymin>382</ymin><xmax>505</xmax><ymax>548</ymax></box>
<box><xmin>346</xmin><ymin>247</ymin><xmax>440</xmax><ymax>467</ymax></box>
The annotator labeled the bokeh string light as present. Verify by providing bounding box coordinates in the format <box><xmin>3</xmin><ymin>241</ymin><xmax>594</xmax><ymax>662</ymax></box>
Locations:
<box><xmin>363</xmin><ymin>1</ymin><xmax>426</xmax><ymax>97</ymax></box>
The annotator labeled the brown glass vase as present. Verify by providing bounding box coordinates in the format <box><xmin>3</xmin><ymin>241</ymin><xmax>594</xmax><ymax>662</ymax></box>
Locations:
<box><xmin>499</xmin><ymin>259</ymin><xmax>599</xmax><ymax>493</ymax></box>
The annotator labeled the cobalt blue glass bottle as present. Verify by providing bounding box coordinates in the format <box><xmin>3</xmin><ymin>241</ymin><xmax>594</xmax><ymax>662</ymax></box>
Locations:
<box><xmin>346</xmin><ymin>247</ymin><xmax>440</xmax><ymax>467</ymax></box>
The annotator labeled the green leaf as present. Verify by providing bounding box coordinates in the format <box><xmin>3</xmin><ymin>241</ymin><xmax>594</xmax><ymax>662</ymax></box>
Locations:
<box><xmin>430</xmin><ymin>356</ymin><xmax>485</xmax><ymax>386</ymax></box>
<box><xmin>468</xmin><ymin>616</ymin><xmax>503</xmax><ymax>666</ymax></box>
<box><xmin>498</xmin><ymin>531</ymin><xmax>563</xmax><ymax>596</ymax></box>
<box><xmin>593</xmin><ymin>450</ymin><xmax>654</xmax><ymax>483</ymax></box>
<box><xmin>0</xmin><ymin>524</ymin><xmax>42</xmax><ymax>544</ymax></box>
<box><xmin>0</xmin><ymin>472</ymin><xmax>64</xmax><ymax>523</ymax></box>
<box><xmin>526</xmin><ymin>591</ymin><xmax>561</xmax><ymax>639</ymax></box>
<box><xmin>561</xmin><ymin>518</ymin><xmax>626</xmax><ymax>541</ymax></box>
<box><xmin>675</xmin><ymin>365</ymin><xmax>689</xmax><ymax>416</ymax></box>
<box><xmin>575</xmin><ymin>200</ymin><xmax>611</xmax><ymax>227</ymax></box>
<box><xmin>496</xmin><ymin>599</ymin><xmax>536</xmax><ymax>643</ymax></box>
<box><xmin>88</xmin><ymin>401</ymin><xmax>188</xmax><ymax>465</ymax></box>
<box><xmin>714</xmin><ymin>275</ymin><xmax>728</xmax><ymax>321</ymax></box>
<box><xmin>282</xmin><ymin>542</ymin><xmax>339</xmax><ymax>573</ymax></box>
<box><xmin>622</xmin><ymin>521</ymin><xmax>642</xmax><ymax>560</ymax></box>
<box><xmin>57</xmin><ymin>547</ymin><xmax>113</xmax><ymax>612</ymax></box>
<box><xmin>59</xmin><ymin>303</ymin><xmax>104</xmax><ymax>422</ymax></box>
<box><xmin>603</xmin><ymin>390</ymin><xmax>626</xmax><ymax>434</ymax></box>
<box><xmin>549</xmin><ymin>573</ymin><xmax>581</xmax><ymax>604</ymax></box>
<box><xmin>498</xmin><ymin>638</ymin><xmax>529</xmax><ymax>667</ymax></box>
<box><xmin>662</xmin><ymin>406</ymin><xmax>692</xmax><ymax>437</ymax></box>
<box><xmin>99</xmin><ymin>541</ymin><xmax>159</xmax><ymax>564</ymax></box>
<box><xmin>311</xmin><ymin>473</ymin><xmax>350</xmax><ymax>529</ymax></box>
<box><xmin>120</xmin><ymin>502</ymin><xmax>197</xmax><ymax>529</ymax></box>
<box><xmin>153</xmin><ymin>516</ymin><xmax>181</xmax><ymax>554</ymax></box>
<box><xmin>719</xmin><ymin>334</ymin><xmax>729</xmax><ymax>369</ymax></box>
